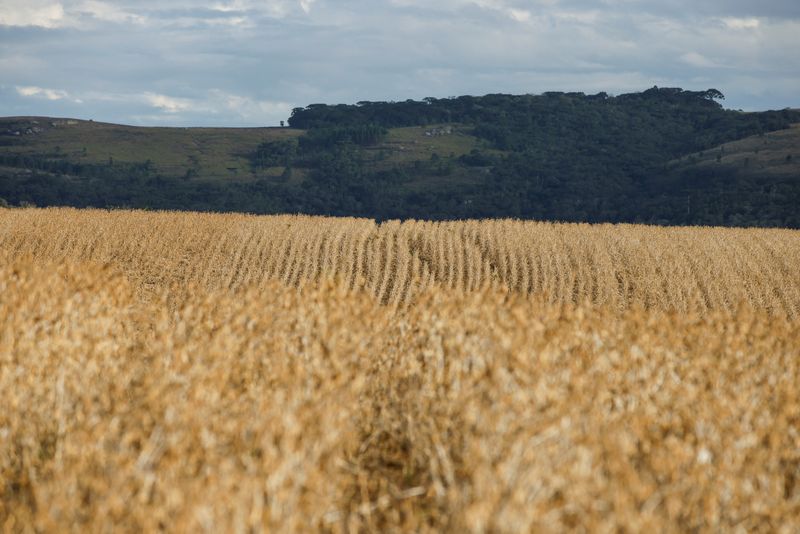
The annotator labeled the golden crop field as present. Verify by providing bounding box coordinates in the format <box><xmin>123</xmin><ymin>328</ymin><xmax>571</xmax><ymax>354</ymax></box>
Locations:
<box><xmin>1</xmin><ymin>207</ymin><xmax>800</xmax><ymax>532</ymax></box>
<box><xmin>2</xmin><ymin>208</ymin><xmax>800</xmax><ymax>313</ymax></box>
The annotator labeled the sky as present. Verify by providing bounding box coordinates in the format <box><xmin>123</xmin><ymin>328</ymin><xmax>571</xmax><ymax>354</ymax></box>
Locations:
<box><xmin>1</xmin><ymin>0</ymin><xmax>799</xmax><ymax>126</ymax></box>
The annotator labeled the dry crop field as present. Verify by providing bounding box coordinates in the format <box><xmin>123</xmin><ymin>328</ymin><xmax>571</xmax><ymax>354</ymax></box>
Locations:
<box><xmin>1</xmin><ymin>208</ymin><xmax>800</xmax><ymax>532</ymax></box>
<box><xmin>2</xmin><ymin>208</ymin><xmax>800</xmax><ymax>313</ymax></box>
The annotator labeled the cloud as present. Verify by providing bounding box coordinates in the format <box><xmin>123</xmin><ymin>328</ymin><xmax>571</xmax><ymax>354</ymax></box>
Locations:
<box><xmin>84</xmin><ymin>89</ymin><xmax>293</xmax><ymax>124</ymax></box>
<box><xmin>75</xmin><ymin>1</ymin><xmax>146</xmax><ymax>24</ymax></box>
<box><xmin>210</xmin><ymin>90</ymin><xmax>292</xmax><ymax>119</ymax></box>
<box><xmin>507</xmin><ymin>8</ymin><xmax>531</xmax><ymax>22</ymax></box>
<box><xmin>143</xmin><ymin>92</ymin><xmax>192</xmax><ymax>113</ymax></box>
<box><xmin>0</xmin><ymin>1</ymin><xmax>65</xmax><ymax>28</ymax></box>
<box><xmin>1</xmin><ymin>0</ymin><xmax>799</xmax><ymax>125</ymax></box>
<box><xmin>298</xmin><ymin>0</ymin><xmax>315</xmax><ymax>14</ymax></box>
<box><xmin>680</xmin><ymin>52</ymin><xmax>720</xmax><ymax>69</ymax></box>
<box><xmin>722</xmin><ymin>17</ymin><xmax>761</xmax><ymax>30</ymax></box>
<box><xmin>0</xmin><ymin>0</ymin><xmax>146</xmax><ymax>28</ymax></box>
<box><xmin>17</xmin><ymin>85</ymin><xmax>70</xmax><ymax>100</ymax></box>
<box><xmin>209</xmin><ymin>0</ymin><xmax>314</xmax><ymax>18</ymax></box>
<box><xmin>390</xmin><ymin>0</ymin><xmax>535</xmax><ymax>22</ymax></box>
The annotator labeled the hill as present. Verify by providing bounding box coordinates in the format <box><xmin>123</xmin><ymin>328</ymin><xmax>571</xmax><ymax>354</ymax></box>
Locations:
<box><xmin>1</xmin><ymin>87</ymin><xmax>799</xmax><ymax>226</ymax></box>
<box><xmin>0</xmin><ymin>117</ymin><xmax>301</xmax><ymax>180</ymax></box>
<box><xmin>673</xmin><ymin>122</ymin><xmax>800</xmax><ymax>177</ymax></box>
<box><xmin>0</xmin><ymin>117</ymin><xmax>488</xmax><ymax>181</ymax></box>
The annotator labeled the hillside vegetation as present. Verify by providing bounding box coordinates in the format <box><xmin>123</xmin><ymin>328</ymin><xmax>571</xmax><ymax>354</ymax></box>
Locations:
<box><xmin>674</xmin><ymin>122</ymin><xmax>800</xmax><ymax>176</ymax></box>
<box><xmin>1</xmin><ymin>88</ymin><xmax>799</xmax><ymax>226</ymax></box>
<box><xmin>1</xmin><ymin>208</ymin><xmax>800</xmax><ymax>532</ymax></box>
<box><xmin>0</xmin><ymin>117</ymin><xmax>302</xmax><ymax>180</ymax></box>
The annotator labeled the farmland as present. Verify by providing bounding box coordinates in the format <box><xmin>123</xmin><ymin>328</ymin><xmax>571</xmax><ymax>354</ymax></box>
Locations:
<box><xmin>2</xmin><ymin>208</ymin><xmax>799</xmax><ymax>312</ymax></box>
<box><xmin>2</xmin><ymin>208</ymin><xmax>800</xmax><ymax>531</ymax></box>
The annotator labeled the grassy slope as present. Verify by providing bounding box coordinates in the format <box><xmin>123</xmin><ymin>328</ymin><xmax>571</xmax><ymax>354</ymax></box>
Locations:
<box><xmin>0</xmin><ymin>117</ymin><xmax>302</xmax><ymax>181</ymax></box>
<box><xmin>0</xmin><ymin>117</ymin><xmax>488</xmax><ymax>187</ymax></box>
<box><xmin>366</xmin><ymin>124</ymin><xmax>495</xmax><ymax>192</ymax></box>
<box><xmin>673</xmin><ymin>122</ymin><xmax>800</xmax><ymax>177</ymax></box>
<box><xmin>380</xmin><ymin>124</ymin><xmax>485</xmax><ymax>161</ymax></box>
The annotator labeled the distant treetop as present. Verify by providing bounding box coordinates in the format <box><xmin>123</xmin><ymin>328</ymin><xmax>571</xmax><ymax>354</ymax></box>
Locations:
<box><xmin>288</xmin><ymin>87</ymin><xmax>731</xmax><ymax>129</ymax></box>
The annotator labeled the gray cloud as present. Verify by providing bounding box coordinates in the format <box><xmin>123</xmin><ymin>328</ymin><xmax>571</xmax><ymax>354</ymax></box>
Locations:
<box><xmin>1</xmin><ymin>0</ymin><xmax>798</xmax><ymax>125</ymax></box>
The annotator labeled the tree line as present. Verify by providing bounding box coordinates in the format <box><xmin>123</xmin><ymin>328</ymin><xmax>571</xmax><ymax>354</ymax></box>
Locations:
<box><xmin>1</xmin><ymin>87</ymin><xmax>799</xmax><ymax>227</ymax></box>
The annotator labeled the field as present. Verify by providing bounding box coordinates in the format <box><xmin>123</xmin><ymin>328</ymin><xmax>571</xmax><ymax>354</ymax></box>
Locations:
<box><xmin>2</xmin><ymin>208</ymin><xmax>800</xmax><ymax>532</ymax></box>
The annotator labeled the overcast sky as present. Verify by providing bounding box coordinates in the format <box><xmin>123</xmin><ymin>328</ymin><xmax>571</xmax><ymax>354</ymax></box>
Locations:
<box><xmin>1</xmin><ymin>0</ymin><xmax>799</xmax><ymax>126</ymax></box>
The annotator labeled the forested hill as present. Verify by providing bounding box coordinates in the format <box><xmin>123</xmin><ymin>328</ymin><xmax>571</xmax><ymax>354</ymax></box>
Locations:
<box><xmin>2</xmin><ymin>87</ymin><xmax>799</xmax><ymax>227</ymax></box>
